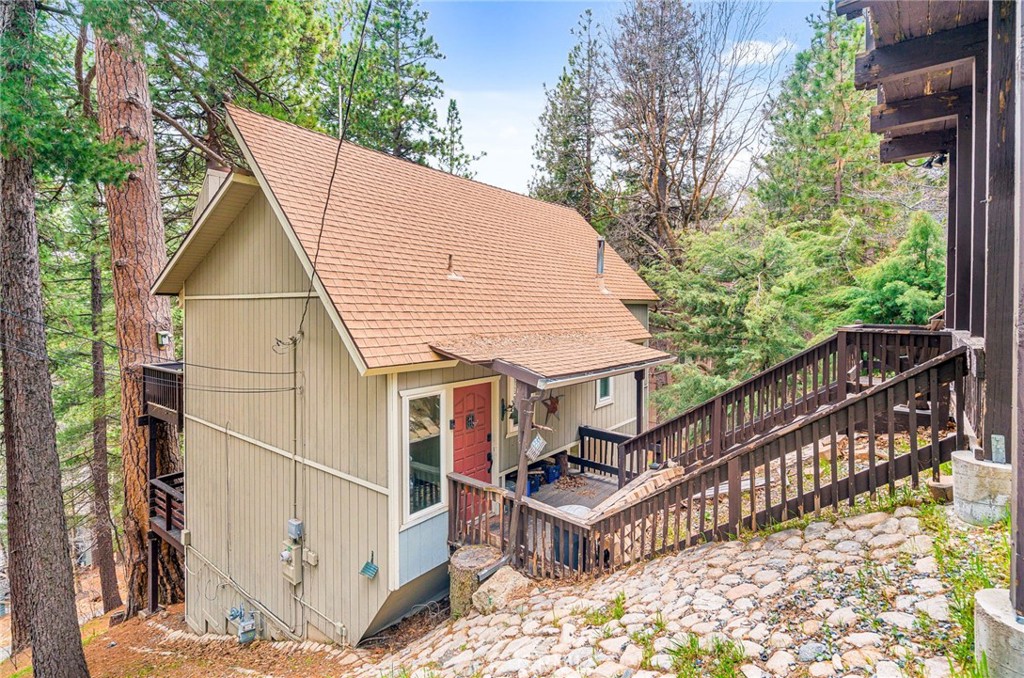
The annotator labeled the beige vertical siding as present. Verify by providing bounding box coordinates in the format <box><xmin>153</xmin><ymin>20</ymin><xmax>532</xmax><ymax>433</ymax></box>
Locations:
<box><xmin>393</xmin><ymin>359</ymin><xmax>641</xmax><ymax>586</ymax></box>
<box><xmin>181</xmin><ymin>184</ymin><xmax>653</xmax><ymax>644</ymax></box>
<box><xmin>494</xmin><ymin>372</ymin><xmax>639</xmax><ymax>474</ymax></box>
<box><xmin>182</xmin><ymin>191</ymin><xmax>389</xmax><ymax>644</ymax></box>
<box><xmin>190</xmin><ymin>169</ymin><xmax>229</xmax><ymax>223</ymax></box>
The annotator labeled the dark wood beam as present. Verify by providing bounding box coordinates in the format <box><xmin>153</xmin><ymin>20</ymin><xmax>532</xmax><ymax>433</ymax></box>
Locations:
<box><xmin>954</xmin><ymin>115</ymin><xmax>973</xmax><ymax>331</ymax></box>
<box><xmin>1012</xmin><ymin>0</ymin><xmax>1024</xmax><ymax>621</ymax></box>
<box><xmin>870</xmin><ymin>87</ymin><xmax>971</xmax><ymax>134</ymax></box>
<box><xmin>835</xmin><ymin>0</ymin><xmax>868</xmax><ymax>18</ymax></box>
<box><xmin>878</xmin><ymin>129</ymin><xmax>955</xmax><ymax>163</ymax></box>
<box><xmin>855</xmin><ymin>21</ymin><xmax>988</xmax><ymax>90</ymax></box>
<box><xmin>983</xmin><ymin>0</ymin><xmax>1017</xmax><ymax>468</ymax></box>
<box><xmin>970</xmin><ymin>56</ymin><xmax>988</xmax><ymax>337</ymax></box>
<box><xmin>945</xmin><ymin>145</ymin><xmax>957</xmax><ymax>326</ymax></box>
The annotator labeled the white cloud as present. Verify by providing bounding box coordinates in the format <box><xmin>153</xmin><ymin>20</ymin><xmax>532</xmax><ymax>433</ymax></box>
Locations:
<box><xmin>726</xmin><ymin>37</ymin><xmax>796</xmax><ymax>67</ymax></box>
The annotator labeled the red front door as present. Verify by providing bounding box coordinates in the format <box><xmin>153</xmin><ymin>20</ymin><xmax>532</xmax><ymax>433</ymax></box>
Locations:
<box><xmin>453</xmin><ymin>383</ymin><xmax>492</xmax><ymax>483</ymax></box>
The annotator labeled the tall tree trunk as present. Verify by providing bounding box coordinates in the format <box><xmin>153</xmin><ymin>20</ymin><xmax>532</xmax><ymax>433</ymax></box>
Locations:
<box><xmin>94</xmin><ymin>31</ymin><xmax>181</xmax><ymax>617</ymax></box>
<box><xmin>1</xmin><ymin>318</ymin><xmax>29</xmax><ymax>656</ymax></box>
<box><xmin>0</xmin><ymin>3</ymin><xmax>91</xmax><ymax>673</ymax></box>
<box><xmin>89</xmin><ymin>234</ymin><xmax>122</xmax><ymax>613</ymax></box>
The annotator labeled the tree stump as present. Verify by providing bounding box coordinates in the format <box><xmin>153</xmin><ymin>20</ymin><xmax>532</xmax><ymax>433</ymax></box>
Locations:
<box><xmin>449</xmin><ymin>545</ymin><xmax>502</xmax><ymax>618</ymax></box>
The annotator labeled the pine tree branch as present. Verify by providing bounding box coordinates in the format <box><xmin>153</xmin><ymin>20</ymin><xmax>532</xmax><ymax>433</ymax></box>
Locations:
<box><xmin>151</xmin><ymin>106</ymin><xmax>231</xmax><ymax>168</ymax></box>
<box><xmin>230</xmin><ymin>66</ymin><xmax>292</xmax><ymax>113</ymax></box>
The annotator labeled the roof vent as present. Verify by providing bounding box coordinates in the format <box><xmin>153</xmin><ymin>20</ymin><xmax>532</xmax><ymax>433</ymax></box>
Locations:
<box><xmin>596</xmin><ymin>237</ymin><xmax>609</xmax><ymax>294</ymax></box>
<box><xmin>446</xmin><ymin>253</ymin><xmax>464</xmax><ymax>281</ymax></box>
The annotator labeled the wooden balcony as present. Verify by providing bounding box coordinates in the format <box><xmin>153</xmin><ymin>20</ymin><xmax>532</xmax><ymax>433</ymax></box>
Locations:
<box><xmin>142</xmin><ymin>362</ymin><xmax>184</xmax><ymax>430</ymax></box>
<box><xmin>149</xmin><ymin>471</ymin><xmax>184</xmax><ymax>552</ymax></box>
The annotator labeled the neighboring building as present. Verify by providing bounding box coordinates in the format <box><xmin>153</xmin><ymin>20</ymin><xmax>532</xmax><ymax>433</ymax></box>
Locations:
<box><xmin>147</xmin><ymin>105</ymin><xmax>672</xmax><ymax>644</ymax></box>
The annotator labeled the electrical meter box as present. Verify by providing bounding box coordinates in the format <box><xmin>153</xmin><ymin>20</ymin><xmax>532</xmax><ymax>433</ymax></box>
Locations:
<box><xmin>287</xmin><ymin>518</ymin><xmax>304</xmax><ymax>540</ymax></box>
<box><xmin>280</xmin><ymin>540</ymin><xmax>302</xmax><ymax>586</ymax></box>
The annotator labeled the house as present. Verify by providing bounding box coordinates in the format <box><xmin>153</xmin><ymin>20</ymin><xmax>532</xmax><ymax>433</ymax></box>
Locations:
<box><xmin>145</xmin><ymin>104</ymin><xmax>674</xmax><ymax>644</ymax></box>
<box><xmin>143</xmin><ymin>0</ymin><xmax>1024</xmax><ymax>658</ymax></box>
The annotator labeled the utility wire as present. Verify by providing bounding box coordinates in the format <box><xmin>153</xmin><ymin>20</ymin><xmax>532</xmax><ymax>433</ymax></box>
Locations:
<box><xmin>0</xmin><ymin>304</ymin><xmax>292</xmax><ymax>375</ymax></box>
<box><xmin>295</xmin><ymin>0</ymin><xmax>374</xmax><ymax>336</ymax></box>
<box><xmin>0</xmin><ymin>338</ymin><xmax>294</xmax><ymax>395</ymax></box>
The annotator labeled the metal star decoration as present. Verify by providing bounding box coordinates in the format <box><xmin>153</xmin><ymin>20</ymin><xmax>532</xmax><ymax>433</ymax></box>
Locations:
<box><xmin>541</xmin><ymin>394</ymin><xmax>561</xmax><ymax>425</ymax></box>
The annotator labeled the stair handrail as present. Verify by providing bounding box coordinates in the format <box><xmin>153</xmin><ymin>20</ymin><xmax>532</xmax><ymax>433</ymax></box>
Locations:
<box><xmin>620</xmin><ymin>325</ymin><xmax>953</xmax><ymax>485</ymax></box>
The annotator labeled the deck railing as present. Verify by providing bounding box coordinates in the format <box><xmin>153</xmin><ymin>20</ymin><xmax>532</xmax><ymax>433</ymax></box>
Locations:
<box><xmin>149</xmin><ymin>471</ymin><xmax>185</xmax><ymax>552</ymax></box>
<box><xmin>142</xmin><ymin>362</ymin><xmax>184</xmax><ymax>430</ymax></box>
<box><xmin>575</xmin><ymin>426</ymin><xmax>631</xmax><ymax>480</ymax></box>
<box><xmin>618</xmin><ymin>325</ymin><xmax>952</xmax><ymax>487</ymax></box>
<box><xmin>449</xmin><ymin>346</ymin><xmax>966</xmax><ymax>579</ymax></box>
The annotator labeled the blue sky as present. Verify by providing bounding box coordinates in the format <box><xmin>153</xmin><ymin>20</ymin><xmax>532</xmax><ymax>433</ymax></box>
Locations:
<box><xmin>422</xmin><ymin>0</ymin><xmax>823</xmax><ymax>192</ymax></box>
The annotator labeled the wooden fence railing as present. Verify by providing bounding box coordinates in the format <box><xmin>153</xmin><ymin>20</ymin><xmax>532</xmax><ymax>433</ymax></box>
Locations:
<box><xmin>575</xmin><ymin>426</ymin><xmax>632</xmax><ymax>480</ymax></box>
<box><xmin>142</xmin><ymin>362</ymin><xmax>184</xmax><ymax>430</ymax></box>
<box><xmin>618</xmin><ymin>326</ymin><xmax>951</xmax><ymax>488</ymax></box>
<box><xmin>449</xmin><ymin>346</ymin><xmax>966</xmax><ymax>579</ymax></box>
<box><xmin>150</xmin><ymin>471</ymin><xmax>185</xmax><ymax>552</ymax></box>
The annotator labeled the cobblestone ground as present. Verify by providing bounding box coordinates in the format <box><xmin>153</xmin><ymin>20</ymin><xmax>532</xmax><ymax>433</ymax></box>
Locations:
<box><xmin>356</xmin><ymin>506</ymin><xmax>958</xmax><ymax>678</ymax></box>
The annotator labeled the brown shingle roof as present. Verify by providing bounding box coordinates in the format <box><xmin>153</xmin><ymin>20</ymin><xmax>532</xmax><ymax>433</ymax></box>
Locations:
<box><xmin>226</xmin><ymin>105</ymin><xmax>659</xmax><ymax>370</ymax></box>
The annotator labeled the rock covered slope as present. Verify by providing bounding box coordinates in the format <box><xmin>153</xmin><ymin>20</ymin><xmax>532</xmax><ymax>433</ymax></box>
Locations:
<box><xmin>357</xmin><ymin>507</ymin><xmax>957</xmax><ymax>678</ymax></box>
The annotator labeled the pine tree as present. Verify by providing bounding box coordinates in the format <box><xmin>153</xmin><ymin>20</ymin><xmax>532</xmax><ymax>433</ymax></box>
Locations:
<box><xmin>437</xmin><ymin>99</ymin><xmax>482</xmax><ymax>178</ymax></box>
<box><xmin>754</xmin><ymin>5</ymin><xmax>930</xmax><ymax>227</ymax></box>
<box><xmin>0</xmin><ymin>1</ymin><xmax>93</xmax><ymax>672</ymax></box>
<box><xmin>341</xmin><ymin>0</ymin><xmax>444</xmax><ymax>163</ymax></box>
<box><xmin>530</xmin><ymin>10</ymin><xmax>602</xmax><ymax>223</ymax></box>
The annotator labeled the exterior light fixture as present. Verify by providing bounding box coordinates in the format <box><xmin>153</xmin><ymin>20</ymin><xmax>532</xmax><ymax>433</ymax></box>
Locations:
<box><xmin>156</xmin><ymin>330</ymin><xmax>172</xmax><ymax>349</ymax></box>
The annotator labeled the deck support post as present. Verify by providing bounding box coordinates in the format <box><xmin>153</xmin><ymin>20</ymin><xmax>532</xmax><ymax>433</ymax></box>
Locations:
<box><xmin>147</xmin><ymin>532</ymin><xmax>159</xmax><ymax>613</ymax></box>
<box><xmin>634</xmin><ymin>369</ymin><xmax>645</xmax><ymax>435</ymax></box>
<box><xmin>506</xmin><ymin>382</ymin><xmax>541</xmax><ymax>564</ymax></box>
<box><xmin>1005</xmin><ymin>0</ymin><xmax>1024</xmax><ymax>621</ymax></box>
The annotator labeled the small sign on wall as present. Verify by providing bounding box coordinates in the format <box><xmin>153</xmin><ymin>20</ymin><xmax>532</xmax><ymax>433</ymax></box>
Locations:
<box><xmin>526</xmin><ymin>433</ymin><xmax>547</xmax><ymax>461</ymax></box>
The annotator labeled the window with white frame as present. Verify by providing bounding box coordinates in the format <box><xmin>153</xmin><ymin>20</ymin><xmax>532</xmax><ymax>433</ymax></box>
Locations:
<box><xmin>596</xmin><ymin>376</ymin><xmax>614</xmax><ymax>407</ymax></box>
<box><xmin>405</xmin><ymin>392</ymin><xmax>444</xmax><ymax>520</ymax></box>
<box><xmin>505</xmin><ymin>377</ymin><xmax>518</xmax><ymax>437</ymax></box>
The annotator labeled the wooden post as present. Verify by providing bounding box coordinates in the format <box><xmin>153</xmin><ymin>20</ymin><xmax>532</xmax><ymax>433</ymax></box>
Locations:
<box><xmin>634</xmin><ymin>369</ymin><xmax>646</xmax><ymax>435</ymax></box>
<box><xmin>983</xmin><ymin>0</ymin><xmax>1016</xmax><ymax>468</ymax></box>
<box><xmin>711</xmin><ymin>396</ymin><xmax>723</xmax><ymax>460</ymax></box>
<box><xmin>727</xmin><ymin>456</ymin><xmax>741</xmax><ymax>538</ymax></box>
<box><xmin>955</xmin><ymin>112</ymin><xmax>974</xmax><ymax>332</ymax></box>
<box><xmin>1005</xmin><ymin>0</ymin><xmax>1023</xmax><ymax>620</ymax></box>
<box><xmin>946</xmin><ymin>144</ymin><xmax>958</xmax><ymax>326</ymax></box>
<box><xmin>969</xmin><ymin>52</ymin><xmax>989</xmax><ymax>337</ymax></box>
<box><xmin>837</xmin><ymin>329</ymin><xmax>849</xmax><ymax>400</ymax></box>
<box><xmin>147</xmin><ymin>533</ymin><xmax>159</xmax><ymax>613</ymax></box>
<box><xmin>506</xmin><ymin>382</ymin><xmax>539</xmax><ymax>563</ymax></box>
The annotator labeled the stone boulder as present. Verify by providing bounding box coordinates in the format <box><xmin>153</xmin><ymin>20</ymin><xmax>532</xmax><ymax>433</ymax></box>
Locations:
<box><xmin>472</xmin><ymin>566</ymin><xmax>532</xmax><ymax>615</ymax></box>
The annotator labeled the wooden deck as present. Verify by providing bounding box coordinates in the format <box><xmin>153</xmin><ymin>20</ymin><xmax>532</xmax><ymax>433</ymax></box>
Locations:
<box><xmin>449</xmin><ymin>327</ymin><xmax>967</xmax><ymax>580</ymax></box>
<box><xmin>530</xmin><ymin>473</ymin><xmax>618</xmax><ymax>510</ymax></box>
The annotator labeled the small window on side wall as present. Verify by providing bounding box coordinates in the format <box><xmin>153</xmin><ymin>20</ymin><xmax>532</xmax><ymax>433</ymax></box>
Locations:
<box><xmin>596</xmin><ymin>376</ymin><xmax>613</xmax><ymax>407</ymax></box>
<box><xmin>407</xmin><ymin>393</ymin><xmax>442</xmax><ymax>518</ymax></box>
<box><xmin>506</xmin><ymin>377</ymin><xmax>519</xmax><ymax>437</ymax></box>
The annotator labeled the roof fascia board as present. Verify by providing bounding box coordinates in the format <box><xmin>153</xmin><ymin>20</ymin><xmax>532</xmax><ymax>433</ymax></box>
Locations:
<box><xmin>535</xmin><ymin>355</ymin><xmax>676</xmax><ymax>390</ymax></box>
<box><xmin>362</xmin><ymin>359</ymin><xmax>460</xmax><ymax>376</ymax></box>
<box><xmin>152</xmin><ymin>172</ymin><xmax>259</xmax><ymax>295</ymax></box>
<box><xmin>225</xmin><ymin>111</ymin><xmax>371</xmax><ymax>376</ymax></box>
<box><xmin>448</xmin><ymin>354</ymin><xmax>677</xmax><ymax>390</ymax></box>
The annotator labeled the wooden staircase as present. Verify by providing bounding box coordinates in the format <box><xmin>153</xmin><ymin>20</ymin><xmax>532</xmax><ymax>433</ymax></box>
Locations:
<box><xmin>618</xmin><ymin>325</ymin><xmax>953</xmax><ymax>485</ymax></box>
<box><xmin>449</xmin><ymin>325</ymin><xmax>966</xmax><ymax>579</ymax></box>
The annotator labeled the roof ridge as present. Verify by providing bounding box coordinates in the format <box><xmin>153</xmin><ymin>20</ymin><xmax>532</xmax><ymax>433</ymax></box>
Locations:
<box><xmin>224</xmin><ymin>103</ymin><xmax>586</xmax><ymax>218</ymax></box>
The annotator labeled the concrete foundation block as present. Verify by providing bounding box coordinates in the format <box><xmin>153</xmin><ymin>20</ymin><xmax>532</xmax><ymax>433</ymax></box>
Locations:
<box><xmin>975</xmin><ymin>589</ymin><xmax>1024</xmax><ymax>677</ymax></box>
<box><xmin>952</xmin><ymin>450</ymin><xmax>1011</xmax><ymax>525</ymax></box>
